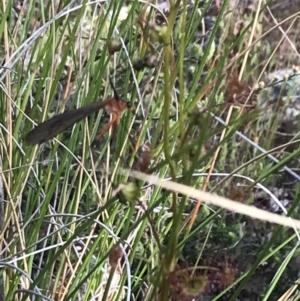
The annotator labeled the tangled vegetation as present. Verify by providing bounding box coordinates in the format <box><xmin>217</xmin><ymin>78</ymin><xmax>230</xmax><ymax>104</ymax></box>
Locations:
<box><xmin>1</xmin><ymin>0</ymin><xmax>300</xmax><ymax>300</ymax></box>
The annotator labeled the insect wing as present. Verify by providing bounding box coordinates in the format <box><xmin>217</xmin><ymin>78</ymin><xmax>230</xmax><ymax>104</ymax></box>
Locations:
<box><xmin>25</xmin><ymin>100</ymin><xmax>109</xmax><ymax>145</ymax></box>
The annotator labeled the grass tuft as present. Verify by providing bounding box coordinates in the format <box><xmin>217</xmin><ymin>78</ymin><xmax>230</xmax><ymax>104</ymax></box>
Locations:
<box><xmin>1</xmin><ymin>0</ymin><xmax>300</xmax><ymax>300</ymax></box>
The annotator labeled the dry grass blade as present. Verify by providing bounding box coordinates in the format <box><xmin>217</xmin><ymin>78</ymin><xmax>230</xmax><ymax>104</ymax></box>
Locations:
<box><xmin>124</xmin><ymin>170</ymin><xmax>300</xmax><ymax>230</ymax></box>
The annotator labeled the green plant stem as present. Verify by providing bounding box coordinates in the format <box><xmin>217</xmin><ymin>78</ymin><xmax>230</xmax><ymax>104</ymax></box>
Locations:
<box><xmin>160</xmin><ymin>2</ymin><xmax>182</xmax><ymax>300</ymax></box>
<box><xmin>178</xmin><ymin>0</ymin><xmax>187</xmax><ymax>172</ymax></box>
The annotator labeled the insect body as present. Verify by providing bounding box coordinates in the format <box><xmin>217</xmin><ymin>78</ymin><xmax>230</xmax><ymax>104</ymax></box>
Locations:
<box><xmin>25</xmin><ymin>80</ymin><xmax>133</xmax><ymax>145</ymax></box>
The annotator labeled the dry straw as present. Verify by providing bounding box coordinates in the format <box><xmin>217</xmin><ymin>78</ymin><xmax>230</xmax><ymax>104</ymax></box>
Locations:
<box><xmin>124</xmin><ymin>170</ymin><xmax>300</xmax><ymax>230</ymax></box>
